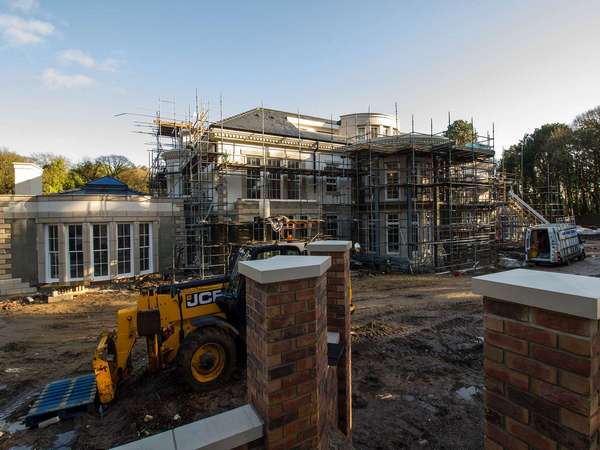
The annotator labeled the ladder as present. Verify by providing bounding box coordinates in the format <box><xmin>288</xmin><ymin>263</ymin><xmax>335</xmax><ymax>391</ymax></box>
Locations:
<box><xmin>508</xmin><ymin>190</ymin><xmax>549</xmax><ymax>225</ymax></box>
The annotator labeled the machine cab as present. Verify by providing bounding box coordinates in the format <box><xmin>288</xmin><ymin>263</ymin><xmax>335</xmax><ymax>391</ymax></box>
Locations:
<box><xmin>218</xmin><ymin>244</ymin><xmax>303</xmax><ymax>327</ymax></box>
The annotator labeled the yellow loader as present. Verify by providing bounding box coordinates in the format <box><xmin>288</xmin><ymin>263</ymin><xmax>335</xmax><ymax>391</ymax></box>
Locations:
<box><xmin>92</xmin><ymin>243</ymin><xmax>304</xmax><ymax>404</ymax></box>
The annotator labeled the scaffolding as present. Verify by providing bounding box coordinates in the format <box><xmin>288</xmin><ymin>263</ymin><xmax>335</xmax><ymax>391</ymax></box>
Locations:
<box><xmin>146</xmin><ymin>102</ymin><xmax>354</xmax><ymax>279</ymax></box>
<box><xmin>342</xmin><ymin>127</ymin><xmax>498</xmax><ymax>273</ymax></box>
<box><xmin>141</xmin><ymin>99</ymin><xmax>557</xmax><ymax>277</ymax></box>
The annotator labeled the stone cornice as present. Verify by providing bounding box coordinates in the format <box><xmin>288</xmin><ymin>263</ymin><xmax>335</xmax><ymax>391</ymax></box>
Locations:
<box><xmin>209</xmin><ymin>128</ymin><xmax>344</xmax><ymax>153</ymax></box>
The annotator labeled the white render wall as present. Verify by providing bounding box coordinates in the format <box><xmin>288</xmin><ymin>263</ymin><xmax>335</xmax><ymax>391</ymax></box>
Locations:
<box><xmin>13</xmin><ymin>163</ymin><xmax>43</xmax><ymax>195</ymax></box>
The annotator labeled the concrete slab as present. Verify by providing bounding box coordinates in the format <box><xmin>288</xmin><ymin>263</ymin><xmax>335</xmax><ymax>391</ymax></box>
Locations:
<box><xmin>473</xmin><ymin>269</ymin><xmax>600</xmax><ymax>319</ymax></box>
<box><xmin>239</xmin><ymin>255</ymin><xmax>331</xmax><ymax>284</ymax></box>
<box><xmin>173</xmin><ymin>404</ymin><xmax>263</xmax><ymax>450</ymax></box>
<box><xmin>327</xmin><ymin>331</ymin><xmax>340</xmax><ymax>344</ymax></box>
<box><xmin>111</xmin><ymin>430</ymin><xmax>176</xmax><ymax>450</ymax></box>
<box><xmin>306</xmin><ymin>240</ymin><xmax>352</xmax><ymax>253</ymax></box>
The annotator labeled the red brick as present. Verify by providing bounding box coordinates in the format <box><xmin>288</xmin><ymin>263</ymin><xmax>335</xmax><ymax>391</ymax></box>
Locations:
<box><xmin>484</xmin><ymin>298</ymin><xmax>529</xmax><ymax>321</ymax></box>
<box><xmin>485</xmin><ymin>376</ymin><xmax>505</xmax><ymax>395</ymax></box>
<box><xmin>532</xmin><ymin>308</ymin><xmax>595</xmax><ymax>337</ymax></box>
<box><xmin>485</xmin><ymin>316</ymin><xmax>504</xmax><ymax>332</ymax></box>
<box><xmin>485</xmin><ymin>344</ymin><xmax>504</xmax><ymax>363</ymax></box>
<box><xmin>296</xmin><ymin>334</ymin><xmax>316</xmax><ymax>349</ymax></box>
<box><xmin>484</xmin><ymin>438</ymin><xmax>503</xmax><ymax>450</ymax></box>
<box><xmin>560</xmin><ymin>408</ymin><xmax>600</xmax><ymax>435</ymax></box>
<box><xmin>530</xmin><ymin>379</ymin><xmax>591</xmax><ymax>415</ymax></box>
<box><xmin>485</xmin><ymin>359</ymin><xmax>529</xmax><ymax>390</ymax></box>
<box><xmin>485</xmin><ymin>391</ymin><xmax>529</xmax><ymax>423</ymax></box>
<box><xmin>505</xmin><ymin>320</ymin><xmax>557</xmax><ymax>347</ymax></box>
<box><xmin>531</xmin><ymin>413</ymin><xmax>596</xmax><ymax>449</ymax></box>
<box><xmin>506</xmin><ymin>417</ymin><xmax>557</xmax><ymax>450</ymax></box>
<box><xmin>295</xmin><ymin>310</ymin><xmax>316</xmax><ymax>324</ymax></box>
<box><xmin>486</xmin><ymin>331</ymin><xmax>528</xmax><ymax>355</ymax></box>
<box><xmin>558</xmin><ymin>334</ymin><xmax>592</xmax><ymax>357</ymax></box>
<box><xmin>485</xmin><ymin>422</ymin><xmax>528</xmax><ymax>450</ymax></box>
<box><xmin>506</xmin><ymin>385</ymin><xmax>560</xmax><ymax>422</ymax></box>
<box><xmin>505</xmin><ymin>352</ymin><xmax>557</xmax><ymax>383</ymax></box>
<box><xmin>281</xmin><ymin>302</ymin><xmax>306</xmax><ymax>315</ymax></box>
<box><xmin>559</xmin><ymin>369</ymin><xmax>592</xmax><ymax>395</ymax></box>
<box><xmin>531</xmin><ymin>344</ymin><xmax>592</xmax><ymax>377</ymax></box>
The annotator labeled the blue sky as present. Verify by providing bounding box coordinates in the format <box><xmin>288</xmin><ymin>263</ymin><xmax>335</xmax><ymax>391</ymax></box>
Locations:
<box><xmin>1</xmin><ymin>0</ymin><xmax>599</xmax><ymax>165</ymax></box>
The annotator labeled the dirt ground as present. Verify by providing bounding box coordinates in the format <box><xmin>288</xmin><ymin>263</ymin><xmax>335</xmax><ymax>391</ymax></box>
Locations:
<box><xmin>2</xmin><ymin>242</ymin><xmax>600</xmax><ymax>450</ymax></box>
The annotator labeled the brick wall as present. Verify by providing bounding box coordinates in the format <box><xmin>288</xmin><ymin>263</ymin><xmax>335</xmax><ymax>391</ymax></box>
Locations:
<box><xmin>483</xmin><ymin>297</ymin><xmax>600</xmax><ymax>449</ymax></box>
<box><xmin>246</xmin><ymin>274</ymin><xmax>329</xmax><ymax>450</ymax></box>
<box><xmin>307</xmin><ymin>242</ymin><xmax>352</xmax><ymax>437</ymax></box>
<box><xmin>0</xmin><ymin>216</ymin><xmax>11</xmax><ymax>280</ymax></box>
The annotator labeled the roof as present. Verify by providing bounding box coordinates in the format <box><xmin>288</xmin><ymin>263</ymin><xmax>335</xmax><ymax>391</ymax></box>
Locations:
<box><xmin>59</xmin><ymin>176</ymin><xmax>146</xmax><ymax>196</ymax></box>
<box><xmin>340</xmin><ymin>132</ymin><xmax>495</xmax><ymax>160</ymax></box>
<box><xmin>211</xmin><ymin>107</ymin><xmax>348</xmax><ymax>144</ymax></box>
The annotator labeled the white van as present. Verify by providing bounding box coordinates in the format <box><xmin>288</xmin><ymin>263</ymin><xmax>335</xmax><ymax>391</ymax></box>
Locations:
<box><xmin>525</xmin><ymin>224</ymin><xmax>585</xmax><ymax>265</ymax></box>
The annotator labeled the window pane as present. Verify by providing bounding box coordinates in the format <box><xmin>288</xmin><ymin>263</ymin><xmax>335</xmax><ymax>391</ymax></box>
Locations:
<box><xmin>92</xmin><ymin>224</ymin><xmax>109</xmax><ymax>277</ymax></box>
<box><xmin>68</xmin><ymin>225</ymin><xmax>83</xmax><ymax>279</ymax></box>
<box><xmin>139</xmin><ymin>223</ymin><xmax>151</xmax><ymax>272</ymax></box>
<box><xmin>47</xmin><ymin>224</ymin><xmax>59</xmax><ymax>280</ymax></box>
<box><xmin>117</xmin><ymin>224</ymin><xmax>131</xmax><ymax>275</ymax></box>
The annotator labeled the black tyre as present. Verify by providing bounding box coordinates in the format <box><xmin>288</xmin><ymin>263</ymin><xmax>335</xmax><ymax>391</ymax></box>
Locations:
<box><xmin>176</xmin><ymin>327</ymin><xmax>237</xmax><ymax>392</ymax></box>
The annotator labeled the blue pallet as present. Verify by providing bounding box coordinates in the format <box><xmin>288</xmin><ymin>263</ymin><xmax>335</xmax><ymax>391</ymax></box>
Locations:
<box><xmin>25</xmin><ymin>373</ymin><xmax>97</xmax><ymax>427</ymax></box>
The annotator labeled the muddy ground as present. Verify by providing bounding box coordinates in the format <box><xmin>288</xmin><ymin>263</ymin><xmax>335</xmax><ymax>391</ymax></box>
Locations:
<box><xmin>2</xmin><ymin>242</ymin><xmax>600</xmax><ymax>450</ymax></box>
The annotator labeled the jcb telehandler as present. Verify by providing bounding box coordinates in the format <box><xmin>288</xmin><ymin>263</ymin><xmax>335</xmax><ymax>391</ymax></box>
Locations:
<box><xmin>93</xmin><ymin>243</ymin><xmax>304</xmax><ymax>404</ymax></box>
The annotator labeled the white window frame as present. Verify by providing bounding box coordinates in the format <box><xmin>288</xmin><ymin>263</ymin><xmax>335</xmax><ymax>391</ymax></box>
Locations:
<box><xmin>326</xmin><ymin>215</ymin><xmax>338</xmax><ymax>237</ymax></box>
<box><xmin>45</xmin><ymin>224</ymin><xmax>60</xmax><ymax>283</ymax></box>
<box><xmin>385</xmin><ymin>163</ymin><xmax>400</xmax><ymax>200</ymax></box>
<box><xmin>91</xmin><ymin>223</ymin><xmax>110</xmax><ymax>281</ymax></box>
<box><xmin>67</xmin><ymin>224</ymin><xmax>84</xmax><ymax>281</ymax></box>
<box><xmin>138</xmin><ymin>222</ymin><xmax>153</xmax><ymax>275</ymax></box>
<box><xmin>387</xmin><ymin>214</ymin><xmax>400</xmax><ymax>254</ymax></box>
<box><xmin>116</xmin><ymin>223</ymin><xmax>133</xmax><ymax>277</ymax></box>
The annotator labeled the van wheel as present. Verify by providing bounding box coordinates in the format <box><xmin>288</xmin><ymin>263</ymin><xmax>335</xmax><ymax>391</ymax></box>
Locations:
<box><xmin>177</xmin><ymin>327</ymin><xmax>237</xmax><ymax>392</ymax></box>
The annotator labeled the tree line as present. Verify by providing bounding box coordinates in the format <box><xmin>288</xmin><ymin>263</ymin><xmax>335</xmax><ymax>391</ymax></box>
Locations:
<box><xmin>0</xmin><ymin>150</ymin><xmax>149</xmax><ymax>195</ymax></box>
<box><xmin>499</xmin><ymin>106</ymin><xmax>600</xmax><ymax>218</ymax></box>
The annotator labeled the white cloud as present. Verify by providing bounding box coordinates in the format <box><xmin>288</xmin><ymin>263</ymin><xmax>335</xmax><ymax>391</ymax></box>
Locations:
<box><xmin>59</xmin><ymin>48</ymin><xmax>119</xmax><ymax>72</ymax></box>
<box><xmin>0</xmin><ymin>13</ymin><xmax>54</xmax><ymax>45</ymax></box>
<box><xmin>41</xmin><ymin>68</ymin><xmax>95</xmax><ymax>89</ymax></box>
<box><xmin>7</xmin><ymin>0</ymin><xmax>39</xmax><ymax>14</ymax></box>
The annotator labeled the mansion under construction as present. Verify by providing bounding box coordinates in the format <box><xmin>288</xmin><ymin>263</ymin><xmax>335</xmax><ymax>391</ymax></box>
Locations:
<box><xmin>149</xmin><ymin>106</ymin><xmax>548</xmax><ymax>277</ymax></box>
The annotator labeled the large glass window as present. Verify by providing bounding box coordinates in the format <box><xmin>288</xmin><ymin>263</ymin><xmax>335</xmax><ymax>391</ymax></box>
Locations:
<box><xmin>46</xmin><ymin>224</ymin><xmax>59</xmax><ymax>281</ymax></box>
<box><xmin>325</xmin><ymin>164</ymin><xmax>337</xmax><ymax>193</ymax></box>
<box><xmin>387</xmin><ymin>214</ymin><xmax>400</xmax><ymax>253</ymax></box>
<box><xmin>246</xmin><ymin>157</ymin><xmax>261</xmax><ymax>199</ymax></box>
<box><xmin>139</xmin><ymin>223</ymin><xmax>152</xmax><ymax>273</ymax></box>
<box><xmin>68</xmin><ymin>224</ymin><xmax>84</xmax><ymax>279</ymax></box>
<box><xmin>357</xmin><ymin>126</ymin><xmax>365</xmax><ymax>139</ymax></box>
<box><xmin>326</xmin><ymin>215</ymin><xmax>338</xmax><ymax>237</ymax></box>
<box><xmin>386</xmin><ymin>163</ymin><xmax>399</xmax><ymax>200</ymax></box>
<box><xmin>117</xmin><ymin>223</ymin><xmax>132</xmax><ymax>275</ymax></box>
<box><xmin>370</xmin><ymin>126</ymin><xmax>379</xmax><ymax>138</ymax></box>
<box><xmin>267</xmin><ymin>159</ymin><xmax>281</xmax><ymax>199</ymax></box>
<box><xmin>92</xmin><ymin>224</ymin><xmax>109</xmax><ymax>279</ymax></box>
<box><xmin>287</xmin><ymin>160</ymin><xmax>300</xmax><ymax>199</ymax></box>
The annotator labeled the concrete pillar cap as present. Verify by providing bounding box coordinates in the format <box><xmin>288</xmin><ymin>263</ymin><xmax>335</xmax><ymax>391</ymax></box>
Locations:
<box><xmin>473</xmin><ymin>269</ymin><xmax>600</xmax><ymax>319</ymax></box>
<box><xmin>239</xmin><ymin>255</ymin><xmax>331</xmax><ymax>284</ymax></box>
<box><xmin>306</xmin><ymin>240</ymin><xmax>352</xmax><ymax>253</ymax></box>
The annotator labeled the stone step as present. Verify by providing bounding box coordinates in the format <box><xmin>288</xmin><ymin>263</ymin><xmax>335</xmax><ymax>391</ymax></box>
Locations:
<box><xmin>0</xmin><ymin>278</ymin><xmax>22</xmax><ymax>287</ymax></box>
<box><xmin>0</xmin><ymin>285</ymin><xmax>37</xmax><ymax>296</ymax></box>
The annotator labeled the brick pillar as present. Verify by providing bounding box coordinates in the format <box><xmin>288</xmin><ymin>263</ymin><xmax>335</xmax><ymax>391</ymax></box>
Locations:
<box><xmin>0</xmin><ymin>219</ymin><xmax>11</xmax><ymax>279</ymax></box>
<box><xmin>307</xmin><ymin>240</ymin><xmax>353</xmax><ymax>437</ymax></box>
<box><xmin>240</xmin><ymin>255</ymin><xmax>331</xmax><ymax>450</ymax></box>
<box><xmin>474</xmin><ymin>269</ymin><xmax>600</xmax><ymax>450</ymax></box>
